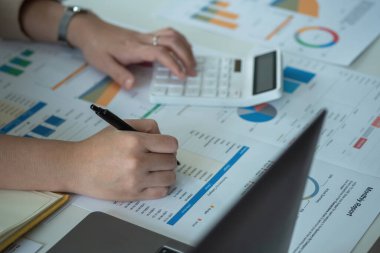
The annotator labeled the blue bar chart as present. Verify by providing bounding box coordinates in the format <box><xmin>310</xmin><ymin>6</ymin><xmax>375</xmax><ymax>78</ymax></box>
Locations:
<box><xmin>283</xmin><ymin>66</ymin><xmax>316</xmax><ymax>94</ymax></box>
<box><xmin>0</xmin><ymin>90</ymin><xmax>102</xmax><ymax>141</ymax></box>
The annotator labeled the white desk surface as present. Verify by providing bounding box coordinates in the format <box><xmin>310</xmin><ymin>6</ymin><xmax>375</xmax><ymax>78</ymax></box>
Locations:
<box><xmin>26</xmin><ymin>0</ymin><xmax>380</xmax><ymax>252</ymax></box>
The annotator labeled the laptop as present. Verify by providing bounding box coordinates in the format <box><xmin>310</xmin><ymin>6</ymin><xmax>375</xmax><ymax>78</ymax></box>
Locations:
<box><xmin>48</xmin><ymin>110</ymin><xmax>326</xmax><ymax>253</ymax></box>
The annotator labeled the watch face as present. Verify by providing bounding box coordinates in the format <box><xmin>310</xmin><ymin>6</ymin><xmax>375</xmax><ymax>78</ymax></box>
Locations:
<box><xmin>69</xmin><ymin>6</ymin><xmax>87</xmax><ymax>13</ymax></box>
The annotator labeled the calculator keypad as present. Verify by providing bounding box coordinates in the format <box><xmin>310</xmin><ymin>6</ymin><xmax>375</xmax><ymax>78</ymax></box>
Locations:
<box><xmin>151</xmin><ymin>56</ymin><xmax>242</xmax><ymax>98</ymax></box>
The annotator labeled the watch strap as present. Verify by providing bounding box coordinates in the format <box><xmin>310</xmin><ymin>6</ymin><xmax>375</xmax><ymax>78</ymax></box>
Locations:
<box><xmin>58</xmin><ymin>6</ymin><xmax>86</xmax><ymax>45</ymax></box>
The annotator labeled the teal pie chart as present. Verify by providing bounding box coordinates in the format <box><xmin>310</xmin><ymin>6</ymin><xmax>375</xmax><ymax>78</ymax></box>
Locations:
<box><xmin>237</xmin><ymin>103</ymin><xmax>277</xmax><ymax>123</ymax></box>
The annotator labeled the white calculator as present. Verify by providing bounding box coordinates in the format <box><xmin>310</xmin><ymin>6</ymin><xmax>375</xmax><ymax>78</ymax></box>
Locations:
<box><xmin>149</xmin><ymin>49</ymin><xmax>283</xmax><ymax>107</ymax></box>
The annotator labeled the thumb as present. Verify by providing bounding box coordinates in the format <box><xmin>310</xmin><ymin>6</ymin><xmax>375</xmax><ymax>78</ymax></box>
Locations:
<box><xmin>103</xmin><ymin>56</ymin><xmax>135</xmax><ymax>90</ymax></box>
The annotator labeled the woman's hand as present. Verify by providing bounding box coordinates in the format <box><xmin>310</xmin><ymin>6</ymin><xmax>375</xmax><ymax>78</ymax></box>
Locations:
<box><xmin>69</xmin><ymin>119</ymin><xmax>179</xmax><ymax>201</ymax></box>
<box><xmin>68</xmin><ymin>13</ymin><xmax>197</xmax><ymax>90</ymax></box>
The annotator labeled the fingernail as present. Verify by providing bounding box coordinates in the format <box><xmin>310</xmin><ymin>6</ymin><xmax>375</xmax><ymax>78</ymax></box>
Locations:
<box><xmin>124</xmin><ymin>79</ymin><xmax>133</xmax><ymax>88</ymax></box>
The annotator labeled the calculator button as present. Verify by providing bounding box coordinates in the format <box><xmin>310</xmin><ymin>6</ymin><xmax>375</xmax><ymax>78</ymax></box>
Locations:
<box><xmin>185</xmin><ymin>87</ymin><xmax>200</xmax><ymax>97</ymax></box>
<box><xmin>218</xmin><ymin>89</ymin><xmax>228</xmax><ymax>98</ymax></box>
<box><xmin>168</xmin><ymin>86</ymin><xmax>184</xmax><ymax>96</ymax></box>
<box><xmin>168</xmin><ymin>77</ymin><xmax>185</xmax><ymax>85</ymax></box>
<box><xmin>228</xmin><ymin>88</ymin><xmax>241</xmax><ymax>98</ymax></box>
<box><xmin>154</xmin><ymin>78</ymin><xmax>171</xmax><ymax>84</ymax></box>
<box><xmin>219</xmin><ymin>78</ymin><xmax>229</xmax><ymax>89</ymax></box>
<box><xmin>186</xmin><ymin>76</ymin><xmax>202</xmax><ymax>86</ymax></box>
<box><xmin>205</xmin><ymin>58</ymin><xmax>220</xmax><ymax>69</ymax></box>
<box><xmin>221</xmin><ymin>59</ymin><xmax>231</xmax><ymax>69</ymax></box>
<box><xmin>203</xmin><ymin>79</ymin><xmax>218</xmax><ymax>89</ymax></box>
<box><xmin>151</xmin><ymin>86</ymin><xmax>167</xmax><ymax>96</ymax></box>
<box><xmin>155</xmin><ymin>69</ymin><xmax>170</xmax><ymax>79</ymax></box>
<box><xmin>204</xmin><ymin>70</ymin><xmax>218</xmax><ymax>79</ymax></box>
<box><xmin>201</xmin><ymin>88</ymin><xmax>217</xmax><ymax>97</ymax></box>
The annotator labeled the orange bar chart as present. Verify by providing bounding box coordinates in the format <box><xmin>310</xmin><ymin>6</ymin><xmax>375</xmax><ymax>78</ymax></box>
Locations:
<box><xmin>79</xmin><ymin>77</ymin><xmax>121</xmax><ymax>106</ymax></box>
<box><xmin>211</xmin><ymin>1</ymin><xmax>230</xmax><ymax>8</ymax></box>
<box><xmin>202</xmin><ymin>6</ymin><xmax>239</xmax><ymax>19</ymax></box>
<box><xmin>192</xmin><ymin>14</ymin><xmax>238</xmax><ymax>29</ymax></box>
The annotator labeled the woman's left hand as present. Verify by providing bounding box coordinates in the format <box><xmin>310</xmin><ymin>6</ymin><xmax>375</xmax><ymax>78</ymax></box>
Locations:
<box><xmin>68</xmin><ymin>13</ymin><xmax>197</xmax><ymax>89</ymax></box>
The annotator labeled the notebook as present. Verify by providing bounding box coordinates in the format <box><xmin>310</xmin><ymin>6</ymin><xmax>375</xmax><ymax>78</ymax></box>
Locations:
<box><xmin>47</xmin><ymin>110</ymin><xmax>325</xmax><ymax>253</ymax></box>
<box><xmin>0</xmin><ymin>190</ymin><xmax>69</xmax><ymax>251</ymax></box>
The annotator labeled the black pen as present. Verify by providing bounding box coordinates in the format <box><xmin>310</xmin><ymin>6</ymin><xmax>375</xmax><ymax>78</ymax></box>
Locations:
<box><xmin>90</xmin><ymin>104</ymin><xmax>180</xmax><ymax>165</ymax></box>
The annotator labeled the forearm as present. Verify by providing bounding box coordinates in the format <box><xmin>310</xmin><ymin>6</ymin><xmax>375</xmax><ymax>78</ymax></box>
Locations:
<box><xmin>20</xmin><ymin>0</ymin><xmax>102</xmax><ymax>48</ymax></box>
<box><xmin>21</xmin><ymin>0</ymin><xmax>65</xmax><ymax>42</ymax></box>
<box><xmin>0</xmin><ymin>135</ymin><xmax>78</xmax><ymax>192</ymax></box>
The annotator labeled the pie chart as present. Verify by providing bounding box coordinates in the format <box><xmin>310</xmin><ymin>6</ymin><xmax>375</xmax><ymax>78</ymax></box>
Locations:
<box><xmin>237</xmin><ymin>103</ymin><xmax>277</xmax><ymax>123</ymax></box>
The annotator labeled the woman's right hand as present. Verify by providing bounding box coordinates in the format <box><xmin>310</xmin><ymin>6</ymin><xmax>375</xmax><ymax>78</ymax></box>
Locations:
<box><xmin>68</xmin><ymin>119</ymin><xmax>178</xmax><ymax>201</ymax></box>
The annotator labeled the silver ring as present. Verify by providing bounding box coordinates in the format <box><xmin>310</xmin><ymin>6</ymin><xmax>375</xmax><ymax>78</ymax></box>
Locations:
<box><xmin>152</xmin><ymin>35</ymin><xmax>160</xmax><ymax>46</ymax></box>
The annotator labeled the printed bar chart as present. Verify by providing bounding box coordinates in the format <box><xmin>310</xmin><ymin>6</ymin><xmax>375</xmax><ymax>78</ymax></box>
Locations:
<box><xmin>191</xmin><ymin>0</ymin><xmax>239</xmax><ymax>30</ymax></box>
<box><xmin>201</xmin><ymin>6</ymin><xmax>238</xmax><ymax>19</ymax></box>
<box><xmin>0</xmin><ymin>65</ymin><xmax>23</xmax><ymax>76</ymax></box>
<box><xmin>192</xmin><ymin>14</ymin><xmax>238</xmax><ymax>29</ymax></box>
<box><xmin>284</xmin><ymin>66</ymin><xmax>316</xmax><ymax>83</ymax></box>
<box><xmin>0</xmin><ymin>48</ymin><xmax>34</xmax><ymax>76</ymax></box>
<box><xmin>283</xmin><ymin>79</ymin><xmax>301</xmax><ymax>93</ymax></box>
<box><xmin>283</xmin><ymin>66</ymin><xmax>316</xmax><ymax>94</ymax></box>
<box><xmin>271</xmin><ymin>0</ymin><xmax>319</xmax><ymax>17</ymax></box>
<box><xmin>21</xmin><ymin>49</ymin><xmax>34</xmax><ymax>57</ymax></box>
<box><xmin>45</xmin><ymin>115</ymin><xmax>66</xmax><ymax>127</ymax></box>
<box><xmin>31</xmin><ymin>125</ymin><xmax>55</xmax><ymax>137</ymax></box>
<box><xmin>10</xmin><ymin>57</ymin><xmax>31</xmax><ymax>67</ymax></box>
<box><xmin>0</xmin><ymin>101</ymin><xmax>47</xmax><ymax>134</ymax></box>
<box><xmin>79</xmin><ymin>76</ymin><xmax>121</xmax><ymax>106</ymax></box>
<box><xmin>211</xmin><ymin>1</ymin><xmax>229</xmax><ymax>8</ymax></box>
<box><xmin>353</xmin><ymin>116</ymin><xmax>380</xmax><ymax>149</ymax></box>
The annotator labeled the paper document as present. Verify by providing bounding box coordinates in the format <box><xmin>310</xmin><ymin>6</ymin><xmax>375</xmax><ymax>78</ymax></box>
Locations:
<box><xmin>158</xmin><ymin>0</ymin><xmax>380</xmax><ymax>65</ymax></box>
<box><xmin>0</xmin><ymin>83</ymin><xmax>105</xmax><ymax>141</ymax></box>
<box><xmin>1</xmin><ymin>41</ymin><xmax>380</xmax><ymax>253</ymax></box>
<box><xmin>3</xmin><ymin>238</ymin><xmax>43</xmax><ymax>253</ymax></box>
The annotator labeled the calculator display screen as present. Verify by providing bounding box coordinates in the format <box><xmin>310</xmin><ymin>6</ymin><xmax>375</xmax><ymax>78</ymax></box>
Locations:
<box><xmin>253</xmin><ymin>52</ymin><xmax>276</xmax><ymax>95</ymax></box>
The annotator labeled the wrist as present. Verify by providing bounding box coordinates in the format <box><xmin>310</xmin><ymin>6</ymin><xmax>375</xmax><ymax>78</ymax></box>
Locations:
<box><xmin>58</xmin><ymin>141</ymin><xmax>86</xmax><ymax>193</ymax></box>
<box><xmin>66</xmin><ymin>12</ymin><xmax>102</xmax><ymax>49</ymax></box>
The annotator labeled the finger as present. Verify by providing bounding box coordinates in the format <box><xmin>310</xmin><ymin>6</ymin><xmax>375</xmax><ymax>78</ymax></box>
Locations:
<box><xmin>142</xmin><ymin>45</ymin><xmax>186</xmax><ymax>79</ymax></box>
<box><xmin>150</xmin><ymin>28</ymin><xmax>196</xmax><ymax>75</ymax></box>
<box><xmin>156</xmin><ymin>27</ymin><xmax>193</xmax><ymax>52</ymax></box>
<box><xmin>144</xmin><ymin>171</ymin><xmax>176</xmax><ymax>188</ymax></box>
<box><xmin>124</xmin><ymin>119</ymin><xmax>161</xmax><ymax>134</ymax></box>
<box><xmin>158</xmin><ymin>36</ymin><xmax>196</xmax><ymax>76</ymax></box>
<box><xmin>142</xmin><ymin>152</ymin><xmax>178</xmax><ymax>172</ymax></box>
<box><xmin>138</xmin><ymin>187</ymin><xmax>170</xmax><ymax>200</ymax></box>
<box><xmin>103</xmin><ymin>56</ymin><xmax>135</xmax><ymax>90</ymax></box>
<box><xmin>141</xmin><ymin>133</ymin><xmax>179</xmax><ymax>153</ymax></box>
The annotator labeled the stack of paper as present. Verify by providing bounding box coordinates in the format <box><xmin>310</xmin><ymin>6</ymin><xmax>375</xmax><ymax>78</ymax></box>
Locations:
<box><xmin>0</xmin><ymin>190</ymin><xmax>69</xmax><ymax>251</ymax></box>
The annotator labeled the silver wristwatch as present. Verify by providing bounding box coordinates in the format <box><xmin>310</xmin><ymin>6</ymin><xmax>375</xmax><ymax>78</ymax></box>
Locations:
<box><xmin>58</xmin><ymin>6</ymin><xmax>88</xmax><ymax>45</ymax></box>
